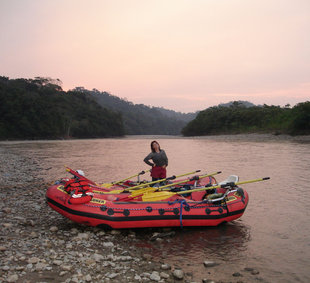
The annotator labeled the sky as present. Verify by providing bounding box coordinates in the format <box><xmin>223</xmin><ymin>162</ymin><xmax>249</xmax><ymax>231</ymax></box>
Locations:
<box><xmin>0</xmin><ymin>0</ymin><xmax>309</xmax><ymax>113</ymax></box>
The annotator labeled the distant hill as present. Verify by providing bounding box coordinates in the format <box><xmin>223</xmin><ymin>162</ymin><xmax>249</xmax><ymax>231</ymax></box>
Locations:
<box><xmin>72</xmin><ymin>87</ymin><xmax>197</xmax><ymax>135</ymax></box>
<box><xmin>153</xmin><ymin>107</ymin><xmax>197</xmax><ymax>122</ymax></box>
<box><xmin>182</xmin><ymin>100</ymin><xmax>310</xmax><ymax>136</ymax></box>
<box><xmin>218</xmin><ymin>100</ymin><xmax>256</xmax><ymax>108</ymax></box>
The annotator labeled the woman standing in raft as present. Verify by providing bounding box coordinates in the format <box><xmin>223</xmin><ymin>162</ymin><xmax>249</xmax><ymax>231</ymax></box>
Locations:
<box><xmin>144</xmin><ymin>141</ymin><xmax>168</xmax><ymax>181</ymax></box>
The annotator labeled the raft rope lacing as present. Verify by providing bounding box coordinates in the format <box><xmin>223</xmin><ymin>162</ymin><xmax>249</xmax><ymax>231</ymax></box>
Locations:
<box><xmin>167</xmin><ymin>199</ymin><xmax>189</xmax><ymax>228</ymax></box>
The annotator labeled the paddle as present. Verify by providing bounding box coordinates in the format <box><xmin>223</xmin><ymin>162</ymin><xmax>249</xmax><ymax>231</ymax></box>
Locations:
<box><xmin>118</xmin><ymin>171</ymin><xmax>221</xmax><ymax>201</ymax></box>
<box><xmin>112</xmin><ymin>169</ymin><xmax>150</xmax><ymax>185</ymax></box>
<box><xmin>124</xmin><ymin>169</ymin><xmax>202</xmax><ymax>192</ymax></box>
<box><xmin>140</xmin><ymin>177</ymin><xmax>270</xmax><ymax>202</ymax></box>
<box><xmin>93</xmin><ymin>169</ymin><xmax>203</xmax><ymax>194</ymax></box>
<box><xmin>65</xmin><ymin>166</ymin><xmax>97</xmax><ymax>185</ymax></box>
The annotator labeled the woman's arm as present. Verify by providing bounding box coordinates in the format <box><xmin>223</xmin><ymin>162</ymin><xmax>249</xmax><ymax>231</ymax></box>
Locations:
<box><xmin>143</xmin><ymin>152</ymin><xmax>154</xmax><ymax>167</ymax></box>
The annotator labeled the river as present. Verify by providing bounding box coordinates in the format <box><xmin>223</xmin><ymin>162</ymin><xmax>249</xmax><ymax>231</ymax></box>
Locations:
<box><xmin>1</xmin><ymin>134</ymin><xmax>310</xmax><ymax>282</ymax></box>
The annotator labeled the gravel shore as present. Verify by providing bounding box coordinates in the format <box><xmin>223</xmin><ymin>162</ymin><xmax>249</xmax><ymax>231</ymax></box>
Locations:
<box><xmin>1</xmin><ymin>146</ymin><xmax>265</xmax><ymax>283</ymax></box>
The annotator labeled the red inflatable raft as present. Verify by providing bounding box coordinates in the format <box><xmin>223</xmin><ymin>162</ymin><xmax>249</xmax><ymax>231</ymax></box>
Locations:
<box><xmin>46</xmin><ymin>175</ymin><xmax>249</xmax><ymax>229</ymax></box>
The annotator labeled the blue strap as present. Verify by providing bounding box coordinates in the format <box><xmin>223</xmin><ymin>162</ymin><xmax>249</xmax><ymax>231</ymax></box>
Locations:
<box><xmin>168</xmin><ymin>199</ymin><xmax>189</xmax><ymax>228</ymax></box>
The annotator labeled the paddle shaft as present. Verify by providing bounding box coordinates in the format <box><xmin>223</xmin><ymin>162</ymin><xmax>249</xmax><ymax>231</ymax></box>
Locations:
<box><xmin>176</xmin><ymin>177</ymin><xmax>270</xmax><ymax>195</ymax></box>
<box><xmin>157</xmin><ymin>171</ymin><xmax>221</xmax><ymax>191</ymax></box>
<box><xmin>126</xmin><ymin>171</ymin><xmax>221</xmax><ymax>200</ymax></box>
<box><xmin>112</xmin><ymin>169</ymin><xmax>150</xmax><ymax>185</ymax></box>
<box><xmin>126</xmin><ymin>169</ymin><xmax>201</xmax><ymax>192</ymax></box>
<box><xmin>140</xmin><ymin>177</ymin><xmax>270</xmax><ymax>202</ymax></box>
<box><xmin>65</xmin><ymin>167</ymin><xmax>96</xmax><ymax>185</ymax></box>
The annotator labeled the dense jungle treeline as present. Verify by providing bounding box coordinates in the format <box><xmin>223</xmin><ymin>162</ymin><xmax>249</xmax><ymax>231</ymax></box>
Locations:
<box><xmin>1</xmin><ymin>76</ymin><xmax>309</xmax><ymax>140</ymax></box>
<box><xmin>0</xmin><ymin>77</ymin><xmax>124</xmax><ymax>139</ymax></box>
<box><xmin>0</xmin><ymin>77</ymin><xmax>193</xmax><ymax>139</ymax></box>
<box><xmin>182</xmin><ymin>101</ymin><xmax>310</xmax><ymax>136</ymax></box>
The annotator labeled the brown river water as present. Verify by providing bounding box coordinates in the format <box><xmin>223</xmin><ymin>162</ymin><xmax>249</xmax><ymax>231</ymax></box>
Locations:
<box><xmin>1</xmin><ymin>134</ymin><xmax>310</xmax><ymax>282</ymax></box>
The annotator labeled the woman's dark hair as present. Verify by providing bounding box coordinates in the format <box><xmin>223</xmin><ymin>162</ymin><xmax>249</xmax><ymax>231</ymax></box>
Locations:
<box><xmin>150</xmin><ymin>140</ymin><xmax>161</xmax><ymax>152</ymax></box>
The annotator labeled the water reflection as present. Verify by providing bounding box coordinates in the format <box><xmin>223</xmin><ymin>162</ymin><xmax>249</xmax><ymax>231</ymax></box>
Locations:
<box><xmin>133</xmin><ymin>221</ymin><xmax>251</xmax><ymax>261</ymax></box>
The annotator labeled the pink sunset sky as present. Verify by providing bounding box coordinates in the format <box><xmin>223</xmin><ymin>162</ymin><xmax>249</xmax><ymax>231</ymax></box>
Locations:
<box><xmin>0</xmin><ymin>0</ymin><xmax>309</xmax><ymax>112</ymax></box>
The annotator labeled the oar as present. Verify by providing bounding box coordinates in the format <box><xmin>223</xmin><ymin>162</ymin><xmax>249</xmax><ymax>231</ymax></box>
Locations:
<box><xmin>93</xmin><ymin>170</ymin><xmax>203</xmax><ymax>195</ymax></box>
<box><xmin>137</xmin><ymin>171</ymin><xmax>221</xmax><ymax>195</ymax></box>
<box><xmin>127</xmin><ymin>169</ymin><xmax>202</xmax><ymax>193</ymax></box>
<box><xmin>65</xmin><ymin>166</ymin><xmax>97</xmax><ymax>185</ymax></box>
<box><xmin>112</xmin><ymin>169</ymin><xmax>150</xmax><ymax>185</ymax></box>
<box><xmin>141</xmin><ymin>177</ymin><xmax>270</xmax><ymax>202</ymax></box>
<box><xmin>118</xmin><ymin>171</ymin><xmax>221</xmax><ymax>201</ymax></box>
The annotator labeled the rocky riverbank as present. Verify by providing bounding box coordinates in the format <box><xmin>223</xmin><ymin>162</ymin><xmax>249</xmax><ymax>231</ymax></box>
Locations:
<box><xmin>1</xmin><ymin>146</ymin><xmax>265</xmax><ymax>283</ymax></box>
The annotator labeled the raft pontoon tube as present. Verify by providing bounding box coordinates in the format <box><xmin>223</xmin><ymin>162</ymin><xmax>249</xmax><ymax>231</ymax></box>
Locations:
<box><xmin>46</xmin><ymin>172</ymin><xmax>249</xmax><ymax>229</ymax></box>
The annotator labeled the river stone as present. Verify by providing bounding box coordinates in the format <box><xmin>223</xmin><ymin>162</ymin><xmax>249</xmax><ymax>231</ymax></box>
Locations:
<box><xmin>30</xmin><ymin>231</ymin><xmax>38</xmax><ymax>238</ymax></box>
<box><xmin>66</xmin><ymin>243</ymin><xmax>73</xmax><ymax>249</ymax></box>
<box><xmin>161</xmin><ymin>263</ymin><xmax>171</xmax><ymax>270</ymax></box>
<box><xmin>61</xmin><ymin>265</ymin><xmax>72</xmax><ymax>271</ymax></box>
<box><xmin>203</xmin><ymin>260</ymin><xmax>218</xmax><ymax>267</ymax></box>
<box><xmin>103</xmin><ymin>241</ymin><xmax>114</xmax><ymax>248</ymax></box>
<box><xmin>49</xmin><ymin>226</ymin><xmax>58</xmax><ymax>232</ymax></box>
<box><xmin>59</xmin><ymin>271</ymin><xmax>67</xmax><ymax>276</ymax></box>
<box><xmin>173</xmin><ymin>269</ymin><xmax>184</xmax><ymax>280</ymax></box>
<box><xmin>75</xmin><ymin>232</ymin><xmax>89</xmax><ymax>240</ymax></box>
<box><xmin>53</xmin><ymin>259</ymin><xmax>63</xmax><ymax>266</ymax></box>
<box><xmin>28</xmin><ymin>257</ymin><xmax>39</xmax><ymax>264</ymax></box>
<box><xmin>142</xmin><ymin>253</ymin><xmax>152</xmax><ymax>260</ymax></box>
<box><xmin>2</xmin><ymin>207</ymin><xmax>11</xmax><ymax>213</ymax></box>
<box><xmin>93</xmin><ymin>253</ymin><xmax>104</xmax><ymax>262</ymax></box>
<box><xmin>160</xmin><ymin>271</ymin><xmax>169</xmax><ymax>279</ymax></box>
<box><xmin>3</xmin><ymin>223</ymin><xmax>13</xmax><ymax>228</ymax></box>
<box><xmin>2</xmin><ymin>265</ymin><xmax>10</xmax><ymax>271</ymax></box>
<box><xmin>84</xmin><ymin>274</ymin><xmax>92</xmax><ymax>282</ymax></box>
<box><xmin>27</xmin><ymin>219</ymin><xmax>35</xmax><ymax>226</ymax></box>
<box><xmin>110</xmin><ymin>229</ymin><xmax>121</xmax><ymax>235</ymax></box>
<box><xmin>15</xmin><ymin>266</ymin><xmax>25</xmax><ymax>271</ymax></box>
<box><xmin>7</xmin><ymin>274</ymin><xmax>19</xmax><ymax>282</ymax></box>
<box><xmin>35</xmin><ymin>262</ymin><xmax>47</xmax><ymax>271</ymax></box>
<box><xmin>232</xmin><ymin>272</ymin><xmax>243</xmax><ymax>277</ymax></box>
<box><xmin>134</xmin><ymin>274</ymin><xmax>142</xmax><ymax>280</ymax></box>
<box><xmin>251</xmin><ymin>269</ymin><xmax>260</xmax><ymax>275</ymax></box>
<box><xmin>107</xmin><ymin>272</ymin><xmax>119</xmax><ymax>279</ymax></box>
<box><xmin>150</xmin><ymin>271</ymin><xmax>161</xmax><ymax>281</ymax></box>
<box><xmin>70</xmin><ymin>228</ymin><xmax>79</xmax><ymax>234</ymax></box>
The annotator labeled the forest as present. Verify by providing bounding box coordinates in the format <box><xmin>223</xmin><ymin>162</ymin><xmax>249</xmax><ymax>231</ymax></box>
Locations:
<box><xmin>182</xmin><ymin>101</ymin><xmax>310</xmax><ymax>136</ymax></box>
<box><xmin>0</xmin><ymin>77</ymin><xmax>192</xmax><ymax>139</ymax></box>
<box><xmin>1</xmin><ymin>76</ymin><xmax>309</xmax><ymax>140</ymax></box>
<box><xmin>0</xmin><ymin>77</ymin><xmax>124</xmax><ymax>139</ymax></box>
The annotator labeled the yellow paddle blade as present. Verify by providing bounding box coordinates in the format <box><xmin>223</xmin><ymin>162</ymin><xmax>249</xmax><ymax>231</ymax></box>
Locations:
<box><xmin>105</xmin><ymin>189</ymin><xmax>123</xmax><ymax>194</ymax></box>
<box><xmin>101</xmin><ymin>183</ymin><xmax>113</xmax><ymax>188</ymax></box>
<box><xmin>130</xmin><ymin>186</ymin><xmax>155</xmax><ymax>196</ymax></box>
<box><xmin>142</xmin><ymin>191</ymin><xmax>175</xmax><ymax>202</ymax></box>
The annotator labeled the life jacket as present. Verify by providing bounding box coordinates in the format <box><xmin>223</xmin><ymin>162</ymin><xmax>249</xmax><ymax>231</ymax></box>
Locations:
<box><xmin>63</xmin><ymin>178</ymin><xmax>93</xmax><ymax>205</ymax></box>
